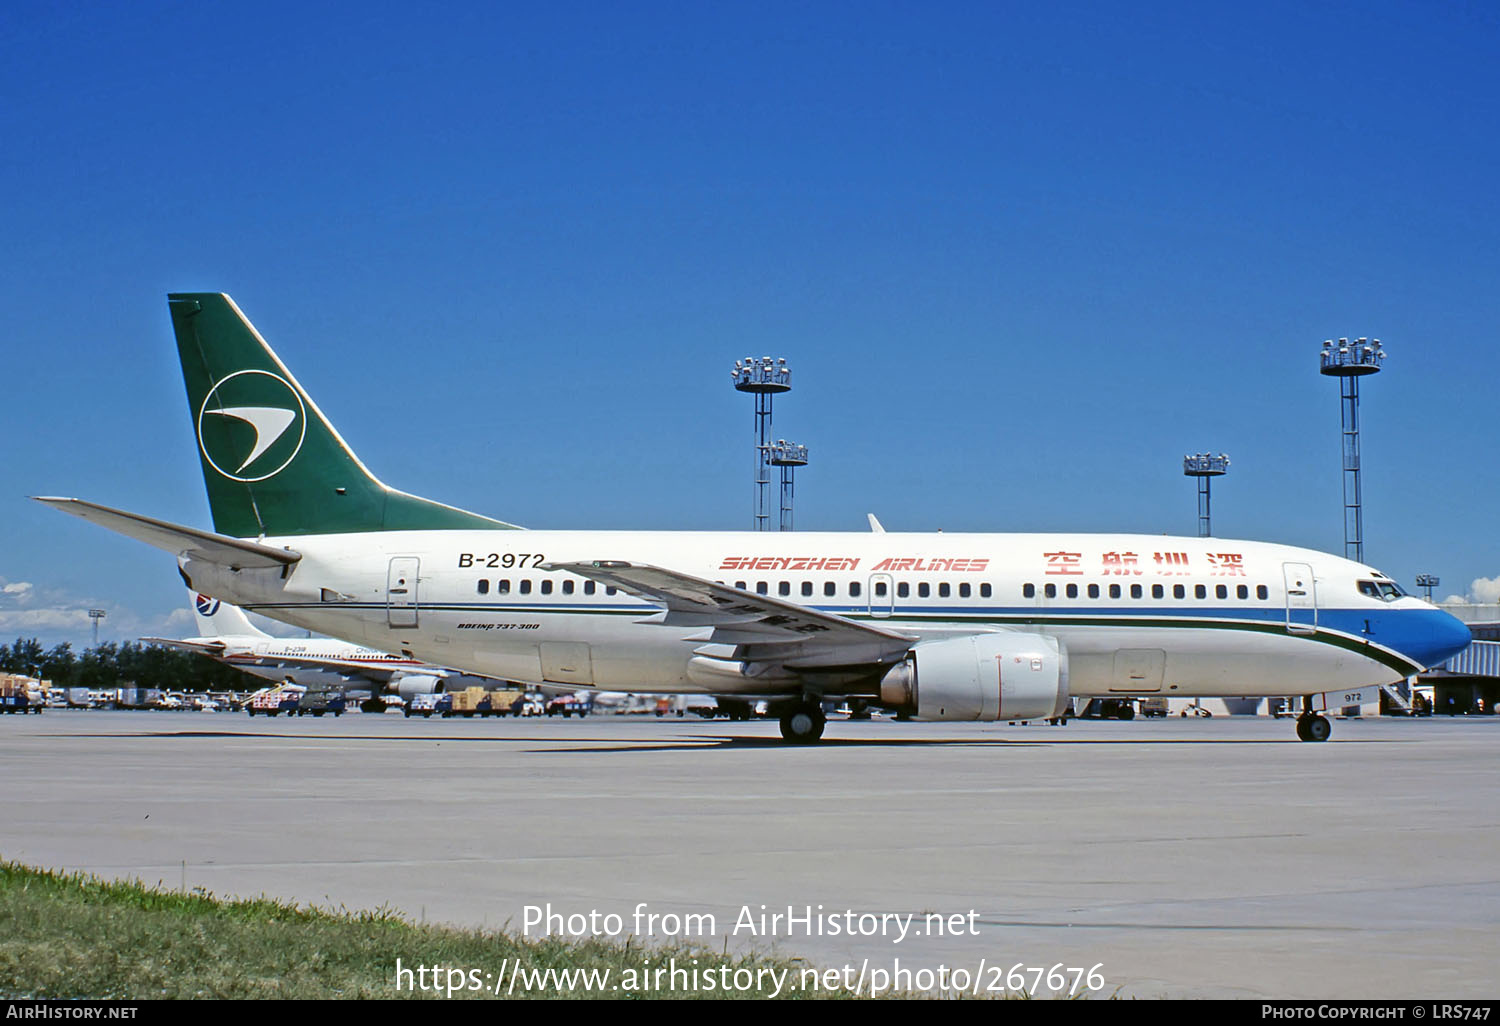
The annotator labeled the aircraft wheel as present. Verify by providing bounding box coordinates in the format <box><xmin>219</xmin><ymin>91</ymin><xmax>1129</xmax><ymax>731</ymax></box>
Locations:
<box><xmin>1117</xmin><ymin>703</ymin><xmax>1135</xmax><ymax>721</ymax></box>
<box><xmin>1302</xmin><ymin>715</ymin><xmax>1331</xmax><ymax>743</ymax></box>
<box><xmin>779</xmin><ymin>704</ymin><xmax>826</xmax><ymax>744</ymax></box>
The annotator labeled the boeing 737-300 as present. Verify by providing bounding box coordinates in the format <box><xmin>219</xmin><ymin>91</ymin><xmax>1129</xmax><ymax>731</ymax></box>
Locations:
<box><xmin>38</xmin><ymin>294</ymin><xmax>1471</xmax><ymax>743</ymax></box>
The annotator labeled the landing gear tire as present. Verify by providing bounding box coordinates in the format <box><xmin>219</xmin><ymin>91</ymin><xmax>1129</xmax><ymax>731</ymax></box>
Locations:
<box><xmin>1296</xmin><ymin>714</ymin><xmax>1331</xmax><ymax>743</ymax></box>
<box><xmin>779</xmin><ymin>705</ymin><xmax>826</xmax><ymax>744</ymax></box>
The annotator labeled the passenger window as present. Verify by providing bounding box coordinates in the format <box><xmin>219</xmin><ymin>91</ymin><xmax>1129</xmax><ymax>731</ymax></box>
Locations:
<box><xmin>1088</xmin><ymin>583</ymin><xmax>1099</xmax><ymax>599</ymax></box>
<box><xmin>1216</xmin><ymin>585</ymin><xmax>1227</xmax><ymax>599</ymax></box>
<box><xmin>959</xmin><ymin>583</ymin><xmax>970</xmax><ymax>598</ymax></box>
<box><xmin>1109</xmin><ymin>584</ymin><xmax>1120</xmax><ymax>599</ymax></box>
<box><xmin>1237</xmin><ymin>584</ymin><xmax>1248</xmax><ymax>599</ymax></box>
<box><xmin>1257</xmin><ymin>585</ymin><xmax>1268</xmax><ymax>600</ymax></box>
<box><xmin>606</xmin><ymin>586</ymin><xmax>617</xmax><ymax>596</ymax></box>
<box><xmin>824</xmin><ymin>582</ymin><xmax>835</xmax><ymax>597</ymax></box>
<box><xmin>519</xmin><ymin>580</ymin><xmax>532</xmax><ymax>595</ymax></box>
<box><xmin>541</xmin><ymin>580</ymin><xmax>553</xmax><ymax>595</ymax></box>
<box><xmin>1066</xmin><ymin>583</ymin><xmax>1078</xmax><ymax>598</ymax></box>
<box><xmin>897</xmin><ymin>582</ymin><xmax>910</xmax><ymax>598</ymax></box>
<box><xmin>874</xmin><ymin>581</ymin><xmax>887</xmax><ymax>597</ymax></box>
<box><xmin>801</xmin><ymin>580</ymin><xmax>814</xmax><ymax>597</ymax></box>
<box><xmin>779</xmin><ymin>581</ymin><xmax>790</xmax><ymax>597</ymax></box>
<box><xmin>1173</xmin><ymin>584</ymin><xmax>1185</xmax><ymax>599</ymax></box>
<box><xmin>735</xmin><ymin>581</ymin><xmax>746</xmax><ymax>591</ymax></box>
<box><xmin>563</xmin><ymin>580</ymin><xmax>575</xmax><ymax>595</ymax></box>
<box><xmin>1152</xmin><ymin>584</ymin><xmax>1164</xmax><ymax>599</ymax></box>
<box><xmin>498</xmin><ymin>579</ymin><xmax>511</xmax><ymax>594</ymax></box>
<box><xmin>477</xmin><ymin>580</ymin><xmax>489</xmax><ymax>595</ymax></box>
<box><xmin>1131</xmin><ymin>584</ymin><xmax>1143</xmax><ymax>599</ymax></box>
<box><xmin>1023</xmin><ymin>583</ymin><xmax>1035</xmax><ymax>598</ymax></box>
<box><xmin>756</xmin><ymin>582</ymin><xmax>768</xmax><ymax>595</ymax></box>
<box><xmin>850</xmin><ymin>581</ymin><xmax>862</xmax><ymax>598</ymax></box>
<box><xmin>1044</xmin><ymin>583</ymin><xmax>1057</xmax><ymax>599</ymax></box>
<box><xmin>583</xmin><ymin>581</ymin><xmax>595</xmax><ymax>595</ymax></box>
<box><xmin>1195</xmin><ymin>584</ymin><xmax>1206</xmax><ymax>599</ymax></box>
<box><xmin>939</xmin><ymin>583</ymin><xmax>951</xmax><ymax>598</ymax></box>
<box><xmin>918</xmin><ymin>583</ymin><xmax>930</xmax><ymax>598</ymax></box>
<box><xmin>980</xmin><ymin>583</ymin><xmax>991</xmax><ymax>598</ymax></box>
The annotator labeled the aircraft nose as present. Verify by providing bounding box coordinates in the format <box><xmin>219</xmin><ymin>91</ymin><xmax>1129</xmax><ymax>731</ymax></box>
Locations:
<box><xmin>1436</xmin><ymin>611</ymin><xmax>1473</xmax><ymax>665</ymax></box>
<box><xmin>1395</xmin><ymin>609</ymin><xmax>1472</xmax><ymax>671</ymax></box>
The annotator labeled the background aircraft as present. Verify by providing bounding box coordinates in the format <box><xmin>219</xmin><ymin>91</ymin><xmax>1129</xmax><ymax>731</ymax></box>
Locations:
<box><xmin>143</xmin><ymin>590</ymin><xmax>506</xmax><ymax>705</ymax></box>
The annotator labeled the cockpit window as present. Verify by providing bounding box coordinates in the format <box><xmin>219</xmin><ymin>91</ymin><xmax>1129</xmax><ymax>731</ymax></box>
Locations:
<box><xmin>1359</xmin><ymin>580</ymin><xmax>1406</xmax><ymax>601</ymax></box>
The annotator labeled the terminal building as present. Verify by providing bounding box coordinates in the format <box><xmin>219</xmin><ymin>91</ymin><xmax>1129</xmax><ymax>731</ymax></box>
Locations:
<box><xmin>1424</xmin><ymin>604</ymin><xmax>1500</xmax><ymax>715</ymax></box>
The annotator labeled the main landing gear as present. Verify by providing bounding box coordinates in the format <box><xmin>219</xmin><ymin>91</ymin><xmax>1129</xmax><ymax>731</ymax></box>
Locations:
<box><xmin>1295</xmin><ymin>696</ymin><xmax>1331</xmax><ymax>743</ymax></box>
<box><xmin>778</xmin><ymin>701</ymin><xmax>826</xmax><ymax>744</ymax></box>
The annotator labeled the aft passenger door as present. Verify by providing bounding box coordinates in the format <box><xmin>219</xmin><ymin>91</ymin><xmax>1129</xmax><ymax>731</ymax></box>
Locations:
<box><xmin>1283</xmin><ymin>562</ymin><xmax>1316</xmax><ymax>635</ymax></box>
<box><xmin>387</xmin><ymin>556</ymin><xmax>420</xmax><ymax>629</ymax></box>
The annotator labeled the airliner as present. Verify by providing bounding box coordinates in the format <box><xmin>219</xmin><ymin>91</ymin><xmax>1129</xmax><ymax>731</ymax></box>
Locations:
<box><xmin>143</xmin><ymin>590</ymin><xmax>498</xmax><ymax>702</ymax></box>
<box><xmin>38</xmin><ymin>294</ymin><xmax>1471</xmax><ymax>743</ymax></box>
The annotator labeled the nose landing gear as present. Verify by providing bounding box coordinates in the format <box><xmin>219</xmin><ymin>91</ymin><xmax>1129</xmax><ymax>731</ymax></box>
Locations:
<box><xmin>1295</xmin><ymin>696</ymin><xmax>1332</xmax><ymax>742</ymax></box>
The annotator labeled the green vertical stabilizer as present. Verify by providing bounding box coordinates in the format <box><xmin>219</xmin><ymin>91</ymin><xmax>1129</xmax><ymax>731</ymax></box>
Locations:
<box><xmin>169</xmin><ymin>293</ymin><xmax>520</xmax><ymax>538</ymax></box>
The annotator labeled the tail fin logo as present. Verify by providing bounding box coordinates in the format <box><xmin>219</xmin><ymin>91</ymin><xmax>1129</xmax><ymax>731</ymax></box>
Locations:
<box><xmin>197</xmin><ymin>370</ymin><xmax>307</xmax><ymax>483</ymax></box>
<box><xmin>195</xmin><ymin>594</ymin><xmax>221</xmax><ymax>617</ymax></box>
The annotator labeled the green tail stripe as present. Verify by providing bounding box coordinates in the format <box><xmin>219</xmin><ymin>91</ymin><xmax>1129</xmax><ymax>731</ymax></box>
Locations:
<box><xmin>168</xmin><ymin>293</ymin><xmax>520</xmax><ymax>538</ymax></box>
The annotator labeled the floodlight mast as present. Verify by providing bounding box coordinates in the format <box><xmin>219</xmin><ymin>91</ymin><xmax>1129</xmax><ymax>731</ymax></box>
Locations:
<box><xmin>88</xmin><ymin>608</ymin><xmax>106</xmax><ymax>647</ymax></box>
<box><xmin>1320</xmin><ymin>337</ymin><xmax>1386</xmax><ymax>563</ymax></box>
<box><xmin>1415</xmin><ymin>574</ymin><xmax>1440</xmax><ymax>603</ymax></box>
<box><xmin>1182</xmin><ymin>453</ymin><xmax>1230</xmax><ymax>538</ymax></box>
<box><xmin>731</xmin><ymin>357</ymin><xmax>791</xmax><ymax>531</ymax></box>
<box><xmin>769</xmin><ymin>440</ymin><xmax>808</xmax><ymax>532</ymax></box>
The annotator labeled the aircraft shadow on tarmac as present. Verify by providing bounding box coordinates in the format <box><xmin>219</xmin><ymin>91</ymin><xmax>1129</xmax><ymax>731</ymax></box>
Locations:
<box><xmin>35</xmin><ymin>729</ymin><xmax>1409</xmax><ymax>754</ymax></box>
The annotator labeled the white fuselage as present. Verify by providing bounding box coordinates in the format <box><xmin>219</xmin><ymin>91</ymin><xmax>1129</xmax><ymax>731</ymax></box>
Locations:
<box><xmin>187</xmin><ymin>634</ymin><xmax>429</xmax><ymax>689</ymax></box>
<box><xmin>182</xmin><ymin>529</ymin><xmax>1466</xmax><ymax>702</ymax></box>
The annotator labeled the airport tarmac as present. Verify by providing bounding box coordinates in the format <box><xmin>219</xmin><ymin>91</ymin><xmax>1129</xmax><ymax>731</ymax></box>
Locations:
<box><xmin>2</xmin><ymin>710</ymin><xmax>1496</xmax><ymax>999</ymax></box>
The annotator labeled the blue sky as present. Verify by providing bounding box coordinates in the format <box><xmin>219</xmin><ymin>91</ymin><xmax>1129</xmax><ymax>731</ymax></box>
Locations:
<box><xmin>3</xmin><ymin>1</ymin><xmax>1498</xmax><ymax>647</ymax></box>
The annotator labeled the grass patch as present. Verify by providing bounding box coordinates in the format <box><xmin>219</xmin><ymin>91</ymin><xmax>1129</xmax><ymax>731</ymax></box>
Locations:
<box><xmin>0</xmin><ymin>860</ymin><xmax>831</xmax><ymax>999</ymax></box>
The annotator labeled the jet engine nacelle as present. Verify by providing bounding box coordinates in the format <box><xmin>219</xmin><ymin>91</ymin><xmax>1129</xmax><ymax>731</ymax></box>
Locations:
<box><xmin>393</xmin><ymin>674</ymin><xmax>446</xmax><ymax>700</ymax></box>
<box><xmin>879</xmin><ymin>633</ymin><xmax>1070</xmax><ymax>721</ymax></box>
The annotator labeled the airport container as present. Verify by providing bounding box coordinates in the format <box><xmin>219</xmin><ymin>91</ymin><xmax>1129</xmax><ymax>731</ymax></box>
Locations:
<box><xmin>485</xmin><ymin>689</ymin><xmax>525</xmax><ymax>715</ymax></box>
<box><xmin>114</xmin><ymin>687</ymin><xmax>162</xmax><ymax>710</ymax></box>
<box><xmin>448</xmin><ymin>687</ymin><xmax>489</xmax><ymax>715</ymax></box>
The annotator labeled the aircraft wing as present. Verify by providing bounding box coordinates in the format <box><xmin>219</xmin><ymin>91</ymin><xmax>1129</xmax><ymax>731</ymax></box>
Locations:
<box><xmin>35</xmin><ymin>498</ymin><xmax>301</xmax><ymax>569</ymax></box>
<box><xmin>543</xmin><ymin>560</ymin><xmax>916</xmax><ymax>677</ymax></box>
<box><xmin>140</xmin><ymin>637</ymin><xmax>228</xmax><ymax>656</ymax></box>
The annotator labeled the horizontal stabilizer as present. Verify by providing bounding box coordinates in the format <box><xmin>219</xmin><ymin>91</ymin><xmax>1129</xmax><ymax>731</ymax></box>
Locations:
<box><xmin>33</xmin><ymin>497</ymin><xmax>301</xmax><ymax>569</ymax></box>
